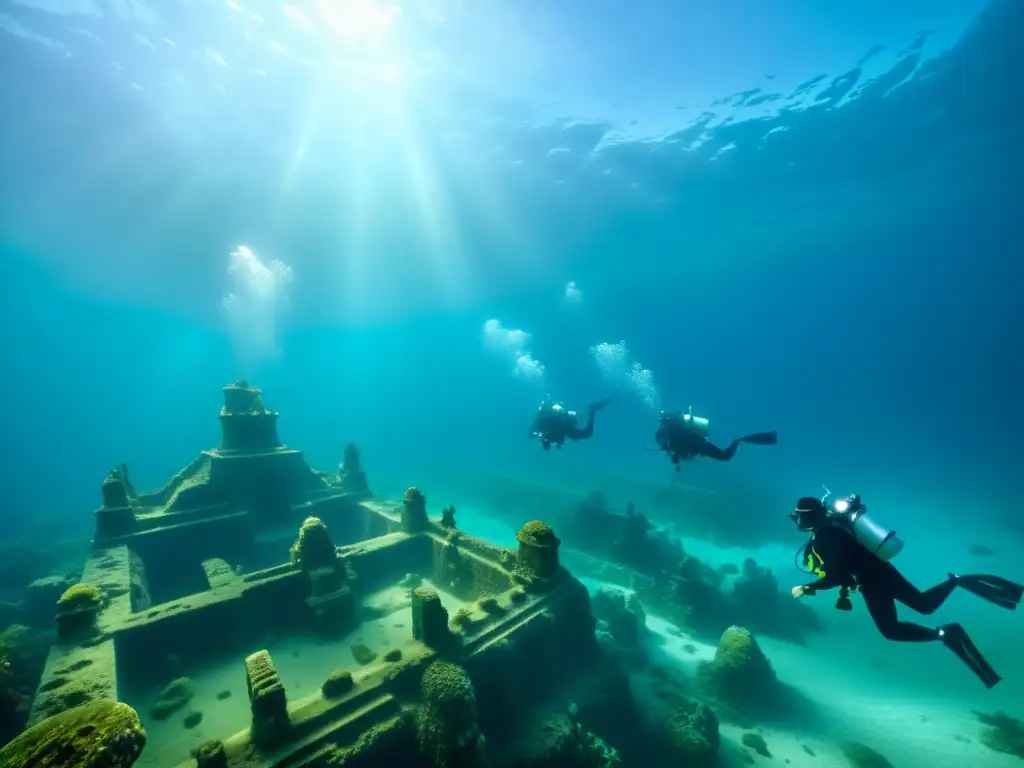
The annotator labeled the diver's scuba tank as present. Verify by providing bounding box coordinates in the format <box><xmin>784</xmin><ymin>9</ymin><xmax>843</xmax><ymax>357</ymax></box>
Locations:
<box><xmin>826</xmin><ymin>492</ymin><xmax>905</xmax><ymax>561</ymax></box>
<box><xmin>682</xmin><ymin>405</ymin><xmax>709</xmax><ymax>435</ymax></box>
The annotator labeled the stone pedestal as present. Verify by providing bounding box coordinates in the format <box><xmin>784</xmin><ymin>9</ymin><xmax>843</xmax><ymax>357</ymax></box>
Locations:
<box><xmin>515</xmin><ymin>521</ymin><xmax>561</xmax><ymax>581</ymax></box>
<box><xmin>411</xmin><ymin>588</ymin><xmax>452</xmax><ymax>648</ymax></box>
<box><xmin>246</xmin><ymin>650</ymin><xmax>289</xmax><ymax>747</ymax></box>
<box><xmin>95</xmin><ymin>469</ymin><xmax>135</xmax><ymax>540</ymax></box>
<box><xmin>95</xmin><ymin>504</ymin><xmax>135</xmax><ymax>540</ymax></box>
<box><xmin>401</xmin><ymin>488</ymin><xmax>429</xmax><ymax>533</ymax></box>
<box><xmin>339</xmin><ymin>443</ymin><xmax>370</xmax><ymax>495</ymax></box>
<box><xmin>218</xmin><ymin>382</ymin><xmax>283</xmax><ymax>455</ymax></box>
<box><xmin>305</xmin><ymin>566</ymin><xmax>356</xmax><ymax>635</ymax></box>
<box><xmin>291</xmin><ymin>517</ymin><xmax>338</xmax><ymax>571</ymax></box>
<box><xmin>54</xmin><ymin>584</ymin><xmax>103</xmax><ymax>642</ymax></box>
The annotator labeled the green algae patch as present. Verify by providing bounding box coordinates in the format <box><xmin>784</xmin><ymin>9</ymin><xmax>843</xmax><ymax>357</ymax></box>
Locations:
<box><xmin>0</xmin><ymin>698</ymin><xmax>146</xmax><ymax>768</ymax></box>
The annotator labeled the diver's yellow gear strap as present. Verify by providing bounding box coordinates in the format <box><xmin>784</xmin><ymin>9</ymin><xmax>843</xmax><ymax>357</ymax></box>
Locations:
<box><xmin>807</xmin><ymin>548</ymin><xmax>826</xmax><ymax>578</ymax></box>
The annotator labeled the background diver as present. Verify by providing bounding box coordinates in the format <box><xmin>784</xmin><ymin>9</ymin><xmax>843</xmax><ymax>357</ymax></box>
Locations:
<box><xmin>529</xmin><ymin>395</ymin><xmax>617</xmax><ymax>450</ymax></box>
<box><xmin>655</xmin><ymin>406</ymin><xmax>777</xmax><ymax>469</ymax></box>
<box><xmin>789</xmin><ymin>494</ymin><xmax>1023</xmax><ymax>688</ymax></box>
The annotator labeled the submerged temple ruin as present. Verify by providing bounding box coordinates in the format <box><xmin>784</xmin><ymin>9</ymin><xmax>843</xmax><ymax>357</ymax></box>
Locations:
<box><xmin>13</xmin><ymin>382</ymin><xmax>620</xmax><ymax>768</ymax></box>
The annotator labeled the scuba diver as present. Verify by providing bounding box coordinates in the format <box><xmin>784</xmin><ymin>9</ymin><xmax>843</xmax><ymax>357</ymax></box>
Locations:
<box><xmin>655</xmin><ymin>406</ymin><xmax>777</xmax><ymax>469</ymax></box>
<box><xmin>789</xmin><ymin>493</ymin><xmax>1023</xmax><ymax>689</ymax></box>
<box><xmin>529</xmin><ymin>394</ymin><xmax>617</xmax><ymax>450</ymax></box>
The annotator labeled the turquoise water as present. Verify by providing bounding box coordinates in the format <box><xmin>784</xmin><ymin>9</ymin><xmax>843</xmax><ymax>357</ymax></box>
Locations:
<box><xmin>1</xmin><ymin>1</ymin><xmax>1022</xmax><ymax>766</ymax></box>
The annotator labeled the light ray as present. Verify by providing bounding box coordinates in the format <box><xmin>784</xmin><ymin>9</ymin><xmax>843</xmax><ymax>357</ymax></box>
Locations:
<box><xmin>388</xmin><ymin>87</ymin><xmax>475</xmax><ymax>303</ymax></box>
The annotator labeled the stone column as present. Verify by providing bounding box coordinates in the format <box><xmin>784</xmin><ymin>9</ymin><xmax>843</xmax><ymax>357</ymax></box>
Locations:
<box><xmin>94</xmin><ymin>469</ymin><xmax>135</xmax><ymax>540</ymax></box>
<box><xmin>245</xmin><ymin>650</ymin><xmax>289</xmax><ymax>747</ymax></box>
<box><xmin>218</xmin><ymin>382</ymin><xmax>282</xmax><ymax>455</ymax></box>
<box><xmin>401</xmin><ymin>487</ymin><xmax>429</xmax><ymax>533</ymax></box>
<box><xmin>411</xmin><ymin>588</ymin><xmax>453</xmax><ymax>648</ymax></box>
<box><xmin>515</xmin><ymin>521</ymin><xmax>561</xmax><ymax>580</ymax></box>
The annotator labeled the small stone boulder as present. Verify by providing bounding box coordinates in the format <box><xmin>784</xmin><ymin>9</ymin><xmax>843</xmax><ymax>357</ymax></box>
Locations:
<box><xmin>151</xmin><ymin>677</ymin><xmax>193</xmax><ymax>720</ymax></box>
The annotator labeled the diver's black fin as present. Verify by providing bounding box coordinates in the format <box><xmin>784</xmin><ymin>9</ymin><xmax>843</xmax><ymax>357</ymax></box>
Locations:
<box><xmin>938</xmin><ymin>623</ymin><xmax>1001</xmax><ymax>689</ymax></box>
<box><xmin>589</xmin><ymin>393</ymin><xmax>618</xmax><ymax>411</ymax></box>
<box><xmin>952</xmin><ymin>574</ymin><xmax>1024</xmax><ymax>611</ymax></box>
<box><xmin>740</xmin><ymin>430</ymin><xmax>778</xmax><ymax>446</ymax></box>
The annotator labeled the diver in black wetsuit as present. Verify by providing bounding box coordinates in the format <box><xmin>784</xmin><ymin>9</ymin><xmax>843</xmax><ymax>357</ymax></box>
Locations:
<box><xmin>789</xmin><ymin>495</ymin><xmax>1023</xmax><ymax>689</ymax></box>
<box><xmin>655</xmin><ymin>407</ymin><xmax>777</xmax><ymax>469</ymax></box>
<box><xmin>529</xmin><ymin>395</ymin><xmax>617</xmax><ymax>450</ymax></box>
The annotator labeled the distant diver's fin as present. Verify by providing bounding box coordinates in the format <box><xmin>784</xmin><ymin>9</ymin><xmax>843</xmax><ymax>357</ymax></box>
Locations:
<box><xmin>952</xmin><ymin>574</ymin><xmax>1023</xmax><ymax>610</ymax></box>
<box><xmin>740</xmin><ymin>430</ymin><xmax>778</xmax><ymax>446</ymax></box>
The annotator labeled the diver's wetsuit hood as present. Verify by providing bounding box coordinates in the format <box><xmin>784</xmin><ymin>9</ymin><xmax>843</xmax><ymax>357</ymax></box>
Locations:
<box><xmin>790</xmin><ymin>496</ymin><xmax>827</xmax><ymax>532</ymax></box>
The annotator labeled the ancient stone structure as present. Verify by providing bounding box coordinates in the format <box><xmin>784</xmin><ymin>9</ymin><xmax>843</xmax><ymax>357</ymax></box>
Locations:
<box><xmin>25</xmin><ymin>382</ymin><xmax>609</xmax><ymax>768</ymax></box>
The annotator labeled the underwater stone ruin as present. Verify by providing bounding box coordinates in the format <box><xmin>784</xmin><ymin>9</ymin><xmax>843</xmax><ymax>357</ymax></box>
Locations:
<box><xmin>13</xmin><ymin>382</ymin><xmax>620</xmax><ymax>768</ymax></box>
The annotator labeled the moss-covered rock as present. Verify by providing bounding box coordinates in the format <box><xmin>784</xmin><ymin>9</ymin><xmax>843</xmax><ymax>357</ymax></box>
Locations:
<box><xmin>57</xmin><ymin>584</ymin><xmax>104</xmax><ymax>612</ymax></box>
<box><xmin>55</xmin><ymin>584</ymin><xmax>105</xmax><ymax>640</ymax></box>
<box><xmin>290</xmin><ymin>517</ymin><xmax>337</xmax><ymax>571</ymax></box>
<box><xmin>0</xmin><ymin>698</ymin><xmax>146</xmax><ymax>768</ymax></box>
<box><xmin>416</xmin><ymin>661</ymin><xmax>486</xmax><ymax>768</ymax></box>
<box><xmin>0</xmin><ymin>638</ymin><xmax>29</xmax><ymax>746</ymax></box>
<box><xmin>351</xmin><ymin>643</ymin><xmax>377</xmax><ymax>666</ymax></box>
<box><xmin>323</xmin><ymin>670</ymin><xmax>355</xmax><ymax>698</ymax></box>
<box><xmin>975</xmin><ymin>710</ymin><xmax>1024</xmax><ymax>760</ymax></box>
<box><xmin>659</xmin><ymin>698</ymin><xmax>720</xmax><ymax>768</ymax></box>
<box><xmin>518</xmin><ymin>520</ymin><xmax>558</xmax><ymax>546</ymax></box>
<box><xmin>696</xmin><ymin>626</ymin><xmax>779</xmax><ymax>717</ymax></box>
<box><xmin>192</xmin><ymin>739</ymin><xmax>227</xmax><ymax>768</ymax></box>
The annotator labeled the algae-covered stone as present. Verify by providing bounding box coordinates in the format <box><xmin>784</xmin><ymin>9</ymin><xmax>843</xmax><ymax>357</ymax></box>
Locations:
<box><xmin>0</xmin><ymin>698</ymin><xmax>146</xmax><ymax>768</ymax></box>
<box><xmin>416</xmin><ymin>661</ymin><xmax>486</xmax><ymax>768</ymax></box>
<box><xmin>192</xmin><ymin>739</ymin><xmax>227</xmax><ymax>768</ymax></box>
<box><xmin>57</xmin><ymin>584</ymin><xmax>104</xmax><ymax>612</ymax></box>
<box><xmin>696</xmin><ymin>626</ymin><xmax>777</xmax><ymax>714</ymax></box>
<box><xmin>55</xmin><ymin>584</ymin><xmax>105</xmax><ymax>641</ymax></box>
<box><xmin>323</xmin><ymin>670</ymin><xmax>354</xmax><ymax>698</ymax></box>
<box><xmin>975</xmin><ymin>710</ymin><xmax>1024</xmax><ymax>760</ymax></box>
<box><xmin>659</xmin><ymin>698</ymin><xmax>720</xmax><ymax>768</ymax></box>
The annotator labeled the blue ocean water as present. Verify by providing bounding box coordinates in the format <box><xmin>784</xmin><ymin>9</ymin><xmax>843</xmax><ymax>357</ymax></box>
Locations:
<box><xmin>1</xmin><ymin>0</ymin><xmax>1022</xmax><ymax>764</ymax></box>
